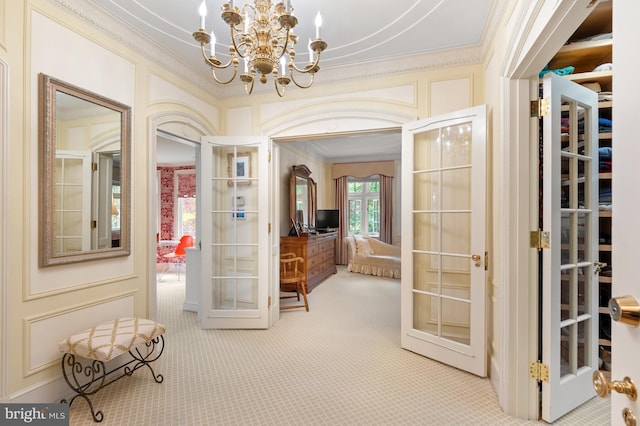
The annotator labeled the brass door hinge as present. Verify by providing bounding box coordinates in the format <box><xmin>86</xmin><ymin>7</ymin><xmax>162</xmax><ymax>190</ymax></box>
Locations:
<box><xmin>530</xmin><ymin>361</ymin><xmax>550</xmax><ymax>383</ymax></box>
<box><xmin>268</xmin><ymin>223</ymin><xmax>271</xmax><ymax>233</ymax></box>
<box><xmin>531</xmin><ymin>98</ymin><xmax>550</xmax><ymax>118</ymax></box>
<box><xmin>268</xmin><ymin>296</ymin><xmax>272</xmax><ymax>308</ymax></box>
<box><xmin>268</xmin><ymin>150</ymin><xmax>271</xmax><ymax>162</ymax></box>
<box><xmin>91</xmin><ymin>220</ymin><xmax>97</xmax><ymax>229</ymax></box>
<box><xmin>530</xmin><ymin>230</ymin><xmax>550</xmax><ymax>249</ymax></box>
<box><xmin>92</xmin><ymin>162</ymin><xmax>98</xmax><ymax>172</ymax></box>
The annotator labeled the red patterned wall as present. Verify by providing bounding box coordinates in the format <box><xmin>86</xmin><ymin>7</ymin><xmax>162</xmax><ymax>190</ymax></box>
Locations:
<box><xmin>157</xmin><ymin>166</ymin><xmax>195</xmax><ymax>262</ymax></box>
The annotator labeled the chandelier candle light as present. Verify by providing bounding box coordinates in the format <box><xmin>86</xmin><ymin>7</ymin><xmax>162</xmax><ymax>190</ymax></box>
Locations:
<box><xmin>193</xmin><ymin>0</ymin><xmax>327</xmax><ymax>97</ymax></box>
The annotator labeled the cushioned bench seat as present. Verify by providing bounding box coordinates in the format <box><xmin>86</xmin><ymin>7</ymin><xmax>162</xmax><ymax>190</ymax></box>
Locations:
<box><xmin>59</xmin><ymin>317</ymin><xmax>165</xmax><ymax>362</ymax></box>
<box><xmin>59</xmin><ymin>317</ymin><xmax>166</xmax><ymax>422</ymax></box>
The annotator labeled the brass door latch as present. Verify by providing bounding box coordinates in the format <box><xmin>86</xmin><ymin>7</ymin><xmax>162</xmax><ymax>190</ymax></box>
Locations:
<box><xmin>593</xmin><ymin>370</ymin><xmax>637</xmax><ymax>401</ymax></box>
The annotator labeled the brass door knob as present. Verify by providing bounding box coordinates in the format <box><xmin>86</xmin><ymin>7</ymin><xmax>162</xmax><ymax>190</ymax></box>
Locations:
<box><xmin>623</xmin><ymin>408</ymin><xmax>637</xmax><ymax>426</ymax></box>
<box><xmin>471</xmin><ymin>254</ymin><xmax>481</xmax><ymax>267</ymax></box>
<box><xmin>593</xmin><ymin>370</ymin><xmax>637</xmax><ymax>401</ymax></box>
<box><xmin>609</xmin><ymin>295</ymin><xmax>640</xmax><ymax>327</ymax></box>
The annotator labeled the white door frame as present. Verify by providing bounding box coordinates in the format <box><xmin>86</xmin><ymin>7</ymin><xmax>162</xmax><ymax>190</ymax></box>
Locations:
<box><xmin>147</xmin><ymin>113</ymin><xmax>212</xmax><ymax>320</ymax></box>
<box><xmin>498</xmin><ymin>0</ymin><xmax>599</xmax><ymax>418</ymax></box>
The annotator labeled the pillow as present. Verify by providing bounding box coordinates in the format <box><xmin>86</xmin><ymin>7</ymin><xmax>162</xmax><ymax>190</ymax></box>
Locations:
<box><xmin>354</xmin><ymin>235</ymin><xmax>371</xmax><ymax>256</ymax></box>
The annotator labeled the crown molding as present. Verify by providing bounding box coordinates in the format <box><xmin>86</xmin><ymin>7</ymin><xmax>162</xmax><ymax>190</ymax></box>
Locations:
<box><xmin>49</xmin><ymin>0</ymin><xmax>223</xmax><ymax>98</ymax></box>
<box><xmin>49</xmin><ymin>0</ymin><xmax>506</xmax><ymax>100</ymax></box>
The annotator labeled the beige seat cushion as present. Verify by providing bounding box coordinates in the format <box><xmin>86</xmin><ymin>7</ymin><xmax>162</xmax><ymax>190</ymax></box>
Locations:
<box><xmin>59</xmin><ymin>318</ymin><xmax>165</xmax><ymax>362</ymax></box>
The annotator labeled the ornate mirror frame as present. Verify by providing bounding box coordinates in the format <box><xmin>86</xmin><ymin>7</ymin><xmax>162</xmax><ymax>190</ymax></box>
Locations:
<box><xmin>39</xmin><ymin>73</ymin><xmax>131</xmax><ymax>266</ymax></box>
<box><xmin>289</xmin><ymin>164</ymin><xmax>316</xmax><ymax>230</ymax></box>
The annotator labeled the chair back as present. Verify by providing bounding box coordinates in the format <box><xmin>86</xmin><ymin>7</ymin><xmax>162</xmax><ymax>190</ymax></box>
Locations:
<box><xmin>174</xmin><ymin>235</ymin><xmax>194</xmax><ymax>256</ymax></box>
<box><xmin>280</xmin><ymin>252</ymin><xmax>304</xmax><ymax>284</ymax></box>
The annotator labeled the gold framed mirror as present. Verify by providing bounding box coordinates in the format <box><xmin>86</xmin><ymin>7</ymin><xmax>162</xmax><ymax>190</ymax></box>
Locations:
<box><xmin>289</xmin><ymin>165</ymin><xmax>316</xmax><ymax>231</ymax></box>
<box><xmin>39</xmin><ymin>74</ymin><xmax>131</xmax><ymax>266</ymax></box>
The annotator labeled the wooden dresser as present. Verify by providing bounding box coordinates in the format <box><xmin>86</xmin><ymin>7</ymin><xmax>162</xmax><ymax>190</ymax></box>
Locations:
<box><xmin>280</xmin><ymin>232</ymin><xmax>337</xmax><ymax>293</ymax></box>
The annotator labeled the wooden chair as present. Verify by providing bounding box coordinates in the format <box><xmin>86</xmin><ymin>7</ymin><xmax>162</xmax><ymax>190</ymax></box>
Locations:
<box><xmin>280</xmin><ymin>252</ymin><xmax>309</xmax><ymax>311</ymax></box>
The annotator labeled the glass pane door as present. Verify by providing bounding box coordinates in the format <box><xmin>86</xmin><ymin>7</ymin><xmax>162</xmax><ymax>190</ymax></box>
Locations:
<box><xmin>200</xmin><ymin>137</ymin><xmax>269</xmax><ymax>329</ymax></box>
<box><xmin>540</xmin><ymin>73</ymin><xmax>599</xmax><ymax>422</ymax></box>
<box><xmin>401</xmin><ymin>105</ymin><xmax>486</xmax><ymax>377</ymax></box>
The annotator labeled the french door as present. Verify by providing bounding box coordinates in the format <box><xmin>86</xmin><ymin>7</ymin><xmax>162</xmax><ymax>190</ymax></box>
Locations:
<box><xmin>539</xmin><ymin>73</ymin><xmax>599</xmax><ymax>422</ymax></box>
<box><xmin>199</xmin><ymin>136</ymin><xmax>270</xmax><ymax>329</ymax></box>
<box><xmin>54</xmin><ymin>150</ymin><xmax>92</xmax><ymax>253</ymax></box>
<box><xmin>401</xmin><ymin>105</ymin><xmax>487</xmax><ymax>376</ymax></box>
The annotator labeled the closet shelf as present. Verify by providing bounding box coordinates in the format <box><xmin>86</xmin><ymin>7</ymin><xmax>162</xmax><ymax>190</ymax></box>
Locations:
<box><xmin>550</xmin><ymin>39</ymin><xmax>612</xmax><ymax>71</ymax></box>
<box><xmin>565</xmin><ymin>70</ymin><xmax>612</xmax><ymax>88</ymax></box>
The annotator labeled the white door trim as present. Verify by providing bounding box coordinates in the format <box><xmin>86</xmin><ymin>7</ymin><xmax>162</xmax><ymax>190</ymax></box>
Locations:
<box><xmin>497</xmin><ymin>0</ymin><xmax>599</xmax><ymax>418</ymax></box>
<box><xmin>147</xmin><ymin>113</ymin><xmax>213</xmax><ymax>320</ymax></box>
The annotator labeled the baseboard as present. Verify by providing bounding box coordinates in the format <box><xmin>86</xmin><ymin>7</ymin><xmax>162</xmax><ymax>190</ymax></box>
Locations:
<box><xmin>182</xmin><ymin>302</ymin><xmax>198</xmax><ymax>312</ymax></box>
<box><xmin>489</xmin><ymin>356</ymin><xmax>501</xmax><ymax>405</ymax></box>
<box><xmin>8</xmin><ymin>376</ymin><xmax>71</xmax><ymax>404</ymax></box>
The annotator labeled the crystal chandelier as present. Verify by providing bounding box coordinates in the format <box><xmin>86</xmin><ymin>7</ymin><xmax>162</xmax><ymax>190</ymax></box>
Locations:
<box><xmin>193</xmin><ymin>0</ymin><xmax>327</xmax><ymax>97</ymax></box>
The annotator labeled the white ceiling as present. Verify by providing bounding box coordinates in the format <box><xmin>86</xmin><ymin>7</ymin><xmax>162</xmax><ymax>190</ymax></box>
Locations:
<box><xmin>84</xmin><ymin>0</ymin><xmax>499</xmax><ymax>164</ymax></box>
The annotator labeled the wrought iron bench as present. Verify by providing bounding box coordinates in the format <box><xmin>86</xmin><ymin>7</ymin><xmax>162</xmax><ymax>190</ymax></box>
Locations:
<box><xmin>58</xmin><ymin>318</ymin><xmax>166</xmax><ymax>422</ymax></box>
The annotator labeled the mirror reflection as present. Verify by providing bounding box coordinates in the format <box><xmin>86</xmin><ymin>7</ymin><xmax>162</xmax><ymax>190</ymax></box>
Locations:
<box><xmin>39</xmin><ymin>74</ymin><xmax>131</xmax><ymax>266</ymax></box>
<box><xmin>289</xmin><ymin>165</ymin><xmax>316</xmax><ymax>230</ymax></box>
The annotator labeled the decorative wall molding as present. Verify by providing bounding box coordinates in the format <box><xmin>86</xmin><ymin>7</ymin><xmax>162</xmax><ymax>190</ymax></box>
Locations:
<box><xmin>50</xmin><ymin>0</ymin><xmax>222</xmax><ymax>97</ymax></box>
<box><xmin>50</xmin><ymin>0</ymin><xmax>506</xmax><ymax>100</ymax></box>
<box><xmin>24</xmin><ymin>292</ymin><xmax>135</xmax><ymax>376</ymax></box>
<box><xmin>0</xmin><ymin>57</ymin><xmax>7</xmax><ymax>401</ymax></box>
<box><xmin>0</xmin><ymin>0</ymin><xmax>6</xmax><ymax>52</ymax></box>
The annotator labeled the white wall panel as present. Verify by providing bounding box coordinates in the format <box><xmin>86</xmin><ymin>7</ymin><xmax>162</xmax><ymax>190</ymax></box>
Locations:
<box><xmin>28</xmin><ymin>11</ymin><xmax>136</xmax><ymax>295</ymax></box>
<box><xmin>30</xmin><ymin>11</ymin><xmax>135</xmax><ymax>106</ymax></box>
<box><xmin>260</xmin><ymin>84</ymin><xmax>417</xmax><ymax>124</ymax></box>
<box><xmin>27</xmin><ymin>294</ymin><xmax>135</xmax><ymax>374</ymax></box>
<box><xmin>430</xmin><ymin>78</ymin><xmax>471</xmax><ymax>116</ymax></box>
<box><xmin>228</xmin><ymin>107</ymin><xmax>253</xmax><ymax>136</ymax></box>
<box><xmin>149</xmin><ymin>74</ymin><xmax>219</xmax><ymax>130</ymax></box>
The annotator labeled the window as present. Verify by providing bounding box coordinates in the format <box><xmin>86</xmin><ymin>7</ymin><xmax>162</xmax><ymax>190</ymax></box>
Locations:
<box><xmin>111</xmin><ymin>184</ymin><xmax>120</xmax><ymax>231</ymax></box>
<box><xmin>176</xmin><ymin>197</ymin><xmax>196</xmax><ymax>240</ymax></box>
<box><xmin>347</xmin><ymin>176</ymin><xmax>380</xmax><ymax>237</ymax></box>
<box><xmin>174</xmin><ymin>169</ymin><xmax>197</xmax><ymax>240</ymax></box>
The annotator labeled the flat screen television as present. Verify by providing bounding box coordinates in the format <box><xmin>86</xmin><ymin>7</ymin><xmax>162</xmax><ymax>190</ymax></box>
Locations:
<box><xmin>316</xmin><ymin>209</ymin><xmax>340</xmax><ymax>231</ymax></box>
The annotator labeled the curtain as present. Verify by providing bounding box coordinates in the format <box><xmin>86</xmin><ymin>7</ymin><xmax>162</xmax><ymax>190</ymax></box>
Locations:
<box><xmin>335</xmin><ymin>176</ymin><xmax>348</xmax><ymax>265</ymax></box>
<box><xmin>380</xmin><ymin>175</ymin><xmax>393</xmax><ymax>244</ymax></box>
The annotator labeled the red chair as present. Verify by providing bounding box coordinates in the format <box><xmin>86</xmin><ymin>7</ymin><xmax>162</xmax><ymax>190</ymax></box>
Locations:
<box><xmin>163</xmin><ymin>235</ymin><xmax>194</xmax><ymax>280</ymax></box>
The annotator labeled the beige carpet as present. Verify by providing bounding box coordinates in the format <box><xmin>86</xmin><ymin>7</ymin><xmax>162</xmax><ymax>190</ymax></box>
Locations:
<box><xmin>68</xmin><ymin>267</ymin><xmax>609</xmax><ymax>425</ymax></box>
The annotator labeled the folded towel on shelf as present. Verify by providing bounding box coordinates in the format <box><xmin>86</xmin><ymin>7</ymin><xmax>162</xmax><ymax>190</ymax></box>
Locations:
<box><xmin>599</xmin><ymin>188</ymin><xmax>612</xmax><ymax>203</ymax></box>
<box><xmin>599</xmin><ymin>147</ymin><xmax>612</xmax><ymax>160</ymax></box>
<box><xmin>539</xmin><ymin>65</ymin><xmax>575</xmax><ymax>78</ymax></box>
<box><xmin>599</xmin><ymin>92</ymin><xmax>613</xmax><ymax>102</ymax></box>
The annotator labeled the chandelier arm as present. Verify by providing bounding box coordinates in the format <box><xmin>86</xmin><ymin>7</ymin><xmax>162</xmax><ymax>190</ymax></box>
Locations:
<box><xmin>244</xmin><ymin>77</ymin><xmax>255</xmax><ymax>95</ymax></box>
<box><xmin>278</xmin><ymin>28</ymin><xmax>291</xmax><ymax>59</ymax></box>
<box><xmin>199</xmin><ymin>43</ymin><xmax>236</xmax><ymax>70</ymax></box>
<box><xmin>289</xmin><ymin>69</ymin><xmax>315</xmax><ymax>89</ymax></box>
<box><xmin>229</xmin><ymin>26</ymin><xmax>246</xmax><ymax>59</ymax></box>
<box><xmin>210</xmin><ymin>61</ymin><xmax>240</xmax><ymax>85</ymax></box>
<box><xmin>274</xmin><ymin>78</ymin><xmax>286</xmax><ymax>98</ymax></box>
<box><xmin>289</xmin><ymin>51</ymin><xmax>321</xmax><ymax>74</ymax></box>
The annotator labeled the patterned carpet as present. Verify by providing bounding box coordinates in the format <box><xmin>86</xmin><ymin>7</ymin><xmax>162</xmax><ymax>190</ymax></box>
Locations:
<box><xmin>67</xmin><ymin>267</ymin><xmax>609</xmax><ymax>425</ymax></box>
